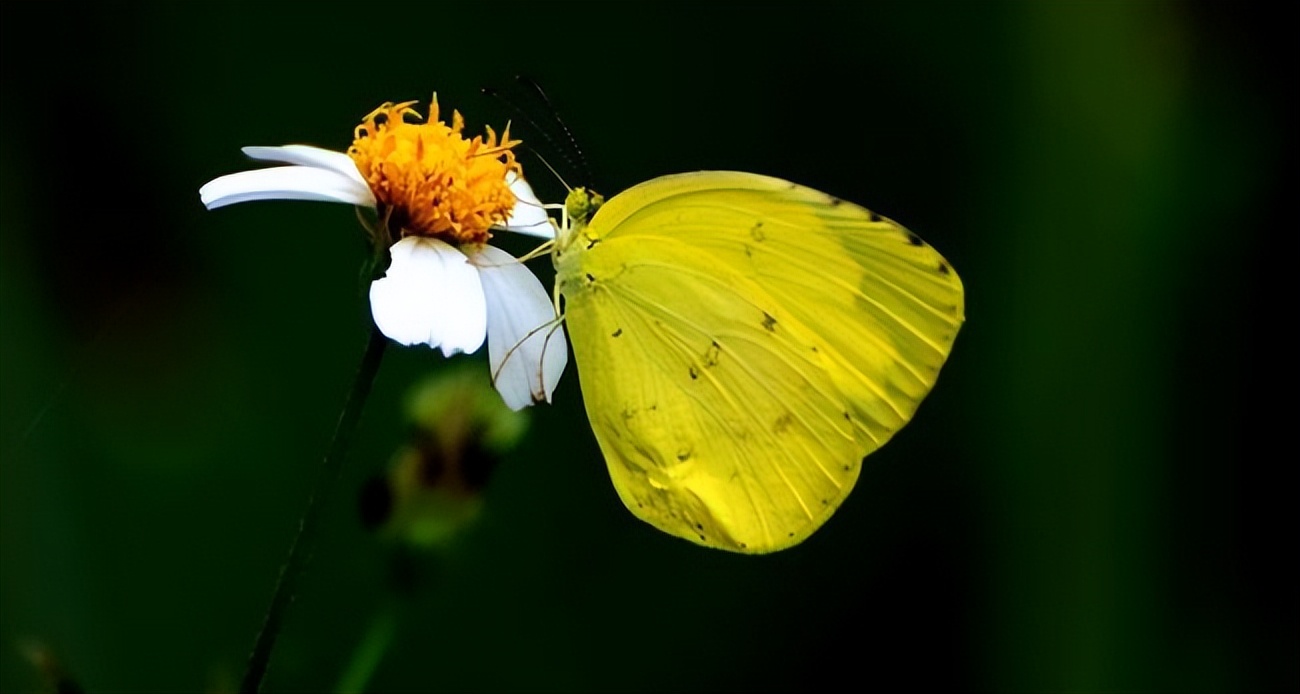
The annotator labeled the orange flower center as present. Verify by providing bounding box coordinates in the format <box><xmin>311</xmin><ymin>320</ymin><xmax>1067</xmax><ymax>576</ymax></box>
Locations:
<box><xmin>348</xmin><ymin>98</ymin><xmax>522</xmax><ymax>246</ymax></box>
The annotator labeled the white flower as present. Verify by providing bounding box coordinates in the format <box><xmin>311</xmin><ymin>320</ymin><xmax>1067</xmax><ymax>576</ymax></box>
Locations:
<box><xmin>200</xmin><ymin>128</ymin><xmax>567</xmax><ymax>411</ymax></box>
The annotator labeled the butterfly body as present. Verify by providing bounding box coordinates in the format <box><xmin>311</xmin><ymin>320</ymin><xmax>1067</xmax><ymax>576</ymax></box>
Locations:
<box><xmin>553</xmin><ymin>172</ymin><xmax>963</xmax><ymax>553</ymax></box>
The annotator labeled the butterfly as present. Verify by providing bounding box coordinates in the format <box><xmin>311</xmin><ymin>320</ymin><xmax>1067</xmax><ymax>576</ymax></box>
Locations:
<box><xmin>548</xmin><ymin>171</ymin><xmax>964</xmax><ymax>553</ymax></box>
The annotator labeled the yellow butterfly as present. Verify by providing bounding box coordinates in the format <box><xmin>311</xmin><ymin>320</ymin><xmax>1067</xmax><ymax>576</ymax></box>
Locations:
<box><xmin>550</xmin><ymin>171</ymin><xmax>964</xmax><ymax>553</ymax></box>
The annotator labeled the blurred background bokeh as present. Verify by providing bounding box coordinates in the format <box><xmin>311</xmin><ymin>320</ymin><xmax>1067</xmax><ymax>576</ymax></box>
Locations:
<box><xmin>1</xmin><ymin>1</ymin><xmax>1293</xmax><ymax>691</ymax></box>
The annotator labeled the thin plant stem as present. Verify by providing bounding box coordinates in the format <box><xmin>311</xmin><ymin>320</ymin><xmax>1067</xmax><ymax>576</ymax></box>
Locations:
<box><xmin>240</xmin><ymin>327</ymin><xmax>388</xmax><ymax>693</ymax></box>
<box><xmin>335</xmin><ymin>602</ymin><xmax>398</xmax><ymax>694</ymax></box>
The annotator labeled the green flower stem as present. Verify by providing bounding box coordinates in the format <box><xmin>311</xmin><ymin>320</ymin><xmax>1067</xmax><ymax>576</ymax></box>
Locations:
<box><xmin>335</xmin><ymin>602</ymin><xmax>398</xmax><ymax>694</ymax></box>
<box><xmin>241</xmin><ymin>327</ymin><xmax>388</xmax><ymax>693</ymax></box>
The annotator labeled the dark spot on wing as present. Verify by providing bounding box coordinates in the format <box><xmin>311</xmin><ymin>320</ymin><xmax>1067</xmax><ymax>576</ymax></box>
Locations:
<box><xmin>750</xmin><ymin>223</ymin><xmax>766</xmax><ymax>242</ymax></box>
<box><xmin>821</xmin><ymin>498</ymin><xmax>829</xmax><ymax>505</ymax></box>
<box><xmin>869</xmin><ymin>211</ymin><xmax>882</xmax><ymax>222</ymax></box>
<box><xmin>762</xmin><ymin>312</ymin><xmax>777</xmax><ymax>332</ymax></box>
<box><xmin>612</xmin><ymin>328</ymin><xmax>623</xmax><ymax>337</ymax></box>
<box><xmin>938</xmin><ymin>261</ymin><xmax>950</xmax><ymax>275</ymax></box>
<box><xmin>843</xmin><ymin>411</ymin><xmax>852</xmax><ymax>421</ymax></box>
<box><xmin>689</xmin><ymin>366</ymin><xmax>699</xmax><ymax>380</ymax></box>
<box><xmin>699</xmin><ymin>534</ymin><xmax>707</xmax><ymax>542</ymax></box>
<box><xmin>677</xmin><ymin>448</ymin><xmax>692</xmax><ymax>462</ymax></box>
<box><xmin>829</xmin><ymin>196</ymin><xmax>843</xmax><ymax>207</ymax></box>
<box><xmin>584</xmin><ymin>237</ymin><xmax>602</xmax><ymax>250</ymax></box>
<box><xmin>907</xmin><ymin>233</ymin><xmax>924</xmax><ymax>246</ymax></box>
<box><xmin>744</xmin><ymin>244</ymin><xmax>753</xmax><ymax>257</ymax></box>
<box><xmin>695</xmin><ymin>522</ymin><xmax>703</xmax><ymax>530</ymax></box>
<box><xmin>585</xmin><ymin>272</ymin><xmax>596</xmax><ymax>282</ymax></box>
<box><xmin>773</xmin><ymin>412</ymin><xmax>794</xmax><ymax>434</ymax></box>
<box><xmin>704</xmin><ymin>341</ymin><xmax>721</xmax><ymax>367</ymax></box>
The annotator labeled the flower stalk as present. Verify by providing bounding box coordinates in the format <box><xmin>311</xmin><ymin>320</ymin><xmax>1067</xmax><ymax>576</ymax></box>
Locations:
<box><xmin>241</xmin><ymin>326</ymin><xmax>388</xmax><ymax>693</ymax></box>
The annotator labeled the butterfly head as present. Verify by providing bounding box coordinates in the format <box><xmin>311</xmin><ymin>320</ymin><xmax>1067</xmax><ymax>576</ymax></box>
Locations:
<box><xmin>565</xmin><ymin>187</ymin><xmax>604</xmax><ymax>227</ymax></box>
<box><xmin>556</xmin><ymin>186</ymin><xmax>605</xmax><ymax>252</ymax></box>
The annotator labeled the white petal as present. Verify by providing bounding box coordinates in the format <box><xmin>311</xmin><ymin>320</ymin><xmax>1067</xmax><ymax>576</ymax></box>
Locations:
<box><xmin>200</xmin><ymin>166</ymin><xmax>375</xmax><ymax>209</ymax></box>
<box><xmin>241</xmin><ymin>145</ymin><xmax>371</xmax><ymax>190</ymax></box>
<box><xmin>467</xmin><ymin>244</ymin><xmax>568</xmax><ymax>410</ymax></box>
<box><xmin>369</xmin><ymin>237</ymin><xmax>487</xmax><ymax>356</ymax></box>
<box><xmin>499</xmin><ymin>171</ymin><xmax>554</xmax><ymax>238</ymax></box>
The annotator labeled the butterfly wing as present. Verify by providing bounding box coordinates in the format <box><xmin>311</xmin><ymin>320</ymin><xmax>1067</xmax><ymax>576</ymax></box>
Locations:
<box><xmin>559</xmin><ymin>172</ymin><xmax>964</xmax><ymax>553</ymax></box>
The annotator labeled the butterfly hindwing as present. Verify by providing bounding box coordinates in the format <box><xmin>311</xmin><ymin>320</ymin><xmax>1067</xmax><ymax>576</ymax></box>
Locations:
<box><xmin>565</xmin><ymin>238</ymin><xmax>862</xmax><ymax>551</ymax></box>
<box><xmin>558</xmin><ymin>172</ymin><xmax>964</xmax><ymax>553</ymax></box>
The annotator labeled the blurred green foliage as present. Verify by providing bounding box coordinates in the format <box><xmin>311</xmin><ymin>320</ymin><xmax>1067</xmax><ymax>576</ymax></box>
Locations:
<box><xmin>1</xmin><ymin>1</ymin><xmax>1292</xmax><ymax>691</ymax></box>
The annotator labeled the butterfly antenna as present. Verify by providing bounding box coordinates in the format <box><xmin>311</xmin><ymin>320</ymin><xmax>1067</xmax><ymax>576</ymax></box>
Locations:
<box><xmin>522</xmin><ymin>145</ymin><xmax>571</xmax><ymax>191</ymax></box>
<box><xmin>482</xmin><ymin>85</ymin><xmax>583</xmax><ymax>188</ymax></box>
<box><xmin>516</xmin><ymin>76</ymin><xmax>593</xmax><ymax>187</ymax></box>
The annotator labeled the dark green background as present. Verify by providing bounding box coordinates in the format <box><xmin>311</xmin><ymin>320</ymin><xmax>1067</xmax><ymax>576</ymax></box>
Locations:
<box><xmin>1</xmin><ymin>1</ymin><xmax>1292</xmax><ymax>691</ymax></box>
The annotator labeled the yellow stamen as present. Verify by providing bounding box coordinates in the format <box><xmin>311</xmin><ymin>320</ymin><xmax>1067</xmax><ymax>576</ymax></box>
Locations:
<box><xmin>348</xmin><ymin>97</ymin><xmax>522</xmax><ymax>246</ymax></box>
